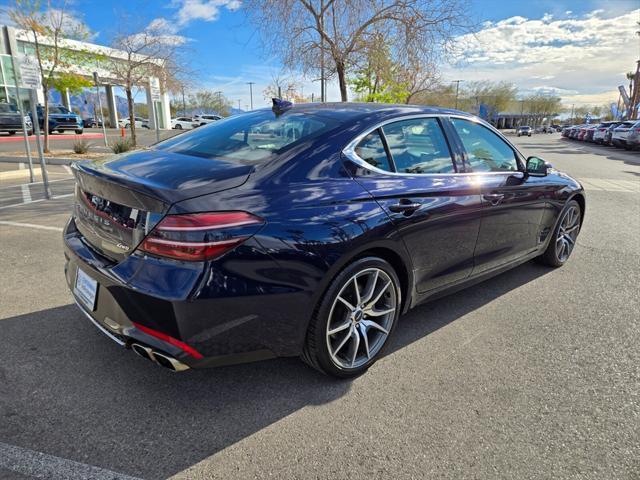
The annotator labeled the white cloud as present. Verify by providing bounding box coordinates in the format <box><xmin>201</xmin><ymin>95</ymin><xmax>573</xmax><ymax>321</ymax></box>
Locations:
<box><xmin>446</xmin><ymin>8</ymin><xmax>639</xmax><ymax>106</ymax></box>
<box><xmin>169</xmin><ymin>0</ymin><xmax>241</xmax><ymax>27</ymax></box>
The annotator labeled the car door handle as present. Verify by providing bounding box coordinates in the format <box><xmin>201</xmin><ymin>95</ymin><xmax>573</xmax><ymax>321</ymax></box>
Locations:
<box><xmin>483</xmin><ymin>193</ymin><xmax>505</xmax><ymax>205</ymax></box>
<box><xmin>389</xmin><ymin>199</ymin><xmax>422</xmax><ymax>214</ymax></box>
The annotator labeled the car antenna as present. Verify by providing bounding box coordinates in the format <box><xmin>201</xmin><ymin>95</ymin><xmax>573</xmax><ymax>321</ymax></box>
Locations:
<box><xmin>272</xmin><ymin>98</ymin><xmax>292</xmax><ymax>116</ymax></box>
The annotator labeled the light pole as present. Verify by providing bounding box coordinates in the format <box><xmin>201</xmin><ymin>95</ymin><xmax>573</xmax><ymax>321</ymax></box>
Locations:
<box><xmin>237</xmin><ymin>99</ymin><xmax>241</xmax><ymax>111</ymax></box>
<box><xmin>181</xmin><ymin>85</ymin><xmax>186</xmax><ymax>116</ymax></box>
<box><xmin>452</xmin><ymin>80</ymin><xmax>463</xmax><ymax>110</ymax></box>
<box><xmin>246</xmin><ymin>82</ymin><xmax>255</xmax><ymax>110</ymax></box>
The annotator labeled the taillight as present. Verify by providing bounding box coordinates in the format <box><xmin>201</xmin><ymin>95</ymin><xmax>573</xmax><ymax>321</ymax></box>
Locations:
<box><xmin>139</xmin><ymin>211</ymin><xmax>264</xmax><ymax>261</ymax></box>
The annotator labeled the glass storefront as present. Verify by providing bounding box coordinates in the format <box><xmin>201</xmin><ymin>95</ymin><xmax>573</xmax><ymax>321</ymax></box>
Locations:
<box><xmin>0</xmin><ymin>54</ymin><xmax>33</xmax><ymax>112</ymax></box>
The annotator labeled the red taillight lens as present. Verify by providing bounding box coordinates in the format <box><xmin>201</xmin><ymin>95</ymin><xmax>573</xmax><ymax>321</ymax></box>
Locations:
<box><xmin>132</xmin><ymin>322</ymin><xmax>203</xmax><ymax>359</ymax></box>
<box><xmin>139</xmin><ymin>211</ymin><xmax>264</xmax><ymax>261</ymax></box>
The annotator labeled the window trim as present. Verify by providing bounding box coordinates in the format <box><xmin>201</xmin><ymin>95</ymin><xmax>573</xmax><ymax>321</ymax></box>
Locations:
<box><xmin>343</xmin><ymin>113</ymin><xmax>525</xmax><ymax>178</ymax></box>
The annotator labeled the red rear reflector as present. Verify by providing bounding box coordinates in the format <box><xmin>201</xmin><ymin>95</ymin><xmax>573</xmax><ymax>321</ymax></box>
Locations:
<box><xmin>139</xmin><ymin>211</ymin><xmax>264</xmax><ymax>261</ymax></box>
<box><xmin>133</xmin><ymin>322</ymin><xmax>203</xmax><ymax>359</ymax></box>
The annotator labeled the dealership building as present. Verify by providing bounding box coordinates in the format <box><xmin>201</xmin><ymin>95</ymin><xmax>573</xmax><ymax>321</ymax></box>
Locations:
<box><xmin>0</xmin><ymin>25</ymin><xmax>172</xmax><ymax>128</ymax></box>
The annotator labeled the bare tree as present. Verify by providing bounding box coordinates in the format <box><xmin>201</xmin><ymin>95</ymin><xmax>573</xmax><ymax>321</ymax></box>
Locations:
<box><xmin>245</xmin><ymin>0</ymin><xmax>472</xmax><ymax>101</ymax></box>
<box><xmin>108</xmin><ymin>19</ymin><xmax>186</xmax><ymax>145</ymax></box>
<box><xmin>9</xmin><ymin>0</ymin><xmax>93</xmax><ymax>152</ymax></box>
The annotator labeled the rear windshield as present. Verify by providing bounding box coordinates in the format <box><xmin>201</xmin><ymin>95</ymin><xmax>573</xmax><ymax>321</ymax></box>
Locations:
<box><xmin>155</xmin><ymin>110</ymin><xmax>338</xmax><ymax>163</ymax></box>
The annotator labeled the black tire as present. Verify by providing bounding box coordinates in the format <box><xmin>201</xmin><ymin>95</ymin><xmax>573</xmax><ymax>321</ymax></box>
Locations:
<box><xmin>536</xmin><ymin>200</ymin><xmax>581</xmax><ymax>268</ymax></box>
<box><xmin>75</xmin><ymin>129</ymin><xmax>83</xmax><ymax>135</ymax></box>
<box><xmin>8</xmin><ymin>131</ymin><xmax>15</xmax><ymax>135</ymax></box>
<box><xmin>176</xmin><ymin>124</ymin><xmax>183</xmax><ymax>130</ymax></box>
<box><xmin>301</xmin><ymin>257</ymin><xmax>401</xmax><ymax>378</ymax></box>
<box><xmin>27</xmin><ymin>130</ymin><xmax>33</xmax><ymax>136</ymax></box>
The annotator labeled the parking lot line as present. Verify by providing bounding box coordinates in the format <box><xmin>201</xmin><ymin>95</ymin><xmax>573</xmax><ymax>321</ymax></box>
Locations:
<box><xmin>0</xmin><ymin>220</ymin><xmax>63</xmax><ymax>232</ymax></box>
<box><xmin>20</xmin><ymin>184</ymin><xmax>31</xmax><ymax>203</ymax></box>
<box><xmin>0</xmin><ymin>441</ymin><xmax>142</xmax><ymax>480</ymax></box>
<box><xmin>0</xmin><ymin>194</ymin><xmax>73</xmax><ymax>211</ymax></box>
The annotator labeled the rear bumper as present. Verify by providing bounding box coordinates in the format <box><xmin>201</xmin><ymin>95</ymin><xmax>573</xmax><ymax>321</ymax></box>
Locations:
<box><xmin>63</xmin><ymin>216</ymin><xmax>308</xmax><ymax>370</ymax></box>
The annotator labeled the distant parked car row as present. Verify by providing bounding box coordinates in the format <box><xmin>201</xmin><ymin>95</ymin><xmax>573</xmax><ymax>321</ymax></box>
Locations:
<box><xmin>171</xmin><ymin>114</ymin><xmax>223</xmax><ymax>130</ymax></box>
<box><xmin>561</xmin><ymin>121</ymin><xmax>640</xmax><ymax>150</ymax></box>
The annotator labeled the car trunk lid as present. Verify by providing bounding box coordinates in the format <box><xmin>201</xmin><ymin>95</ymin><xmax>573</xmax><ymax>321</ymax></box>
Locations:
<box><xmin>72</xmin><ymin>149</ymin><xmax>253</xmax><ymax>262</ymax></box>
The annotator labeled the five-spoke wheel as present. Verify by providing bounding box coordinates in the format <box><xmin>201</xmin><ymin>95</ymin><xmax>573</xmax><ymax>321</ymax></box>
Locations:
<box><xmin>538</xmin><ymin>199</ymin><xmax>582</xmax><ymax>267</ymax></box>
<box><xmin>302</xmin><ymin>257</ymin><xmax>400</xmax><ymax>377</ymax></box>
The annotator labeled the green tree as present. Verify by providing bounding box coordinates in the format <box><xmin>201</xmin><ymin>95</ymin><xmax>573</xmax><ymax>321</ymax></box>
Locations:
<box><xmin>350</xmin><ymin>36</ymin><xmax>410</xmax><ymax>103</ymax></box>
<box><xmin>50</xmin><ymin>72</ymin><xmax>93</xmax><ymax>96</ymax></box>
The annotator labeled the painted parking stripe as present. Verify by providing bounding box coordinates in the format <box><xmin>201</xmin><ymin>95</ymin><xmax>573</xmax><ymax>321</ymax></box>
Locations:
<box><xmin>0</xmin><ymin>220</ymin><xmax>63</xmax><ymax>232</ymax></box>
<box><xmin>0</xmin><ymin>193</ymin><xmax>74</xmax><ymax>211</ymax></box>
<box><xmin>20</xmin><ymin>184</ymin><xmax>32</xmax><ymax>203</ymax></box>
<box><xmin>0</xmin><ymin>441</ymin><xmax>142</xmax><ymax>480</ymax></box>
<box><xmin>578</xmin><ymin>178</ymin><xmax>639</xmax><ymax>193</ymax></box>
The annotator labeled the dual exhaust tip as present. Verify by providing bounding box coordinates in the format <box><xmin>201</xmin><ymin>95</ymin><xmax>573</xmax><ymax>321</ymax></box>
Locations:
<box><xmin>131</xmin><ymin>343</ymin><xmax>190</xmax><ymax>372</ymax></box>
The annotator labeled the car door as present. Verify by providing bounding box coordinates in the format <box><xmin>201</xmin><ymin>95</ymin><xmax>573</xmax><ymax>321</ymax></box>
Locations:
<box><xmin>346</xmin><ymin>116</ymin><xmax>483</xmax><ymax>293</ymax></box>
<box><xmin>448</xmin><ymin>117</ymin><xmax>548</xmax><ymax>274</ymax></box>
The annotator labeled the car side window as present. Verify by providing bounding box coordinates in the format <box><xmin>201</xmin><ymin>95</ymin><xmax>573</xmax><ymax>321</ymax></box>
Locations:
<box><xmin>354</xmin><ymin>130</ymin><xmax>393</xmax><ymax>172</ymax></box>
<box><xmin>450</xmin><ymin>118</ymin><xmax>519</xmax><ymax>173</ymax></box>
<box><xmin>381</xmin><ymin>118</ymin><xmax>455</xmax><ymax>174</ymax></box>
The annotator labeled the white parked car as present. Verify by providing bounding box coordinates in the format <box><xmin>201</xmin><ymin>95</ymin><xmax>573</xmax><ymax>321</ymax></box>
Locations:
<box><xmin>118</xmin><ymin>117</ymin><xmax>149</xmax><ymax>129</ymax></box>
<box><xmin>171</xmin><ymin>117</ymin><xmax>198</xmax><ymax>130</ymax></box>
<box><xmin>193</xmin><ymin>114</ymin><xmax>222</xmax><ymax>126</ymax></box>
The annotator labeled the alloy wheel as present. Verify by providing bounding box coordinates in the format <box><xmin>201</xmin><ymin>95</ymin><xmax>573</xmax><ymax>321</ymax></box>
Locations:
<box><xmin>325</xmin><ymin>267</ymin><xmax>397</xmax><ymax>369</ymax></box>
<box><xmin>556</xmin><ymin>205</ymin><xmax>580</xmax><ymax>262</ymax></box>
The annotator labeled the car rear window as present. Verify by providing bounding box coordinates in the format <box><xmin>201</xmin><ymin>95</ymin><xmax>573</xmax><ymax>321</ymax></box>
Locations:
<box><xmin>155</xmin><ymin>110</ymin><xmax>338</xmax><ymax>164</ymax></box>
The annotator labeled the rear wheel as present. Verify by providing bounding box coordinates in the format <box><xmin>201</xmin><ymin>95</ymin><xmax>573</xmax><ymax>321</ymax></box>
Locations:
<box><xmin>8</xmin><ymin>131</ymin><xmax>15</xmax><ymax>135</ymax></box>
<box><xmin>75</xmin><ymin>129</ymin><xmax>83</xmax><ymax>134</ymax></box>
<box><xmin>302</xmin><ymin>257</ymin><xmax>401</xmax><ymax>378</ymax></box>
<box><xmin>537</xmin><ymin>200</ymin><xmax>581</xmax><ymax>267</ymax></box>
<box><xmin>175</xmin><ymin>124</ymin><xmax>183</xmax><ymax>130</ymax></box>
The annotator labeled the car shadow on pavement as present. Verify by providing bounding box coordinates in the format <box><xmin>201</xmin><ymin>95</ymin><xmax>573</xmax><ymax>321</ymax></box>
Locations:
<box><xmin>0</xmin><ymin>260</ymin><xmax>552</xmax><ymax>479</ymax></box>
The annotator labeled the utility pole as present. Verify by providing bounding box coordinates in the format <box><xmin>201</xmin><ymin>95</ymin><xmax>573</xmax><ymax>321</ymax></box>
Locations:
<box><xmin>181</xmin><ymin>85</ymin><xmax>186</xmax><ymax>116</ymax></box>
<box><xmin>237</xmin><ymin>99</ymin><xmax>241</xmax><ymax>111</ymax></box>
<box><xmin>246</xmin><ymin>82</ymin><xmax>255</xmax><ymax>110</ymax></box>
<box><xmin>570</xmin><ymin>104</ymin><xmax>575</xmax><ymax>123</ymax></box>
<box><xmin>452</xmin><ymin>80</ymin><xmax>463</xmax><ymax>109</ymax></box>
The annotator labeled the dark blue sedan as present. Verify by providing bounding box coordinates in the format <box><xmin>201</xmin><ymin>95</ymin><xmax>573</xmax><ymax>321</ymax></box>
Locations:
<box><xmin>63</xmin><ymin>102</ymin><xmax>585</xmax><ymax>377</ymax></box>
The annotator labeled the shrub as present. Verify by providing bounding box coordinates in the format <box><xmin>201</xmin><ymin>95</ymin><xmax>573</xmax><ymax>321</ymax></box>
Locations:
<box><xmin>72</xmin><ymin>140</ymin><xmax>90</xmax><ymax>154</ymax></box>
<box><xmin>111</xmin><ymin>139</ymin><xmax>133</xmax><ymax>154</ymax></box>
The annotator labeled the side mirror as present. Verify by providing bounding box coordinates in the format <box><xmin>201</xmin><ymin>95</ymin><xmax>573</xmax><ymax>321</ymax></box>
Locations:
<box><xmin>526</xmin><ymin>156</ymin><xmax>552</xmax><ymax>176</ymax></box>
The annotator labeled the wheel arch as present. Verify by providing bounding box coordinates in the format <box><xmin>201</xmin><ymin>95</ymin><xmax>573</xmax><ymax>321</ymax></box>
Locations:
<box><xmin>309</xmin><ymin>242</ymin><xmax>415</xmax><ymax>319</ymax></box>
<box><xmin>568</xmin><ymin>192</ymin><xmax>586</xmax><ymax>224</ymax></box>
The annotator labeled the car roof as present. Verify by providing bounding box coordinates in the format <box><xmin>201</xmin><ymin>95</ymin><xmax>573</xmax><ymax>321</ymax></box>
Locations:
<box><xmin>257</xmin><ymin>102</ymin><xmax>474</xmax><ymax>123</ymax></box>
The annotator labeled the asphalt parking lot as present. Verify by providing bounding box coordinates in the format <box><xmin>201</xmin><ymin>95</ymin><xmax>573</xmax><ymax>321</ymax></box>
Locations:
<box><xmin>0</xmin><ymin>134</ymin><xmax>638</xmax><ymax>480</ymax></box>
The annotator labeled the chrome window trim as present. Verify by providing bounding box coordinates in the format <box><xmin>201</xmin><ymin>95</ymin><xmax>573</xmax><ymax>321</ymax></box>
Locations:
<box><xmin>342</xmin><ymin>113</ymin><xmax>525</xmax><ymax>178</ymax></box>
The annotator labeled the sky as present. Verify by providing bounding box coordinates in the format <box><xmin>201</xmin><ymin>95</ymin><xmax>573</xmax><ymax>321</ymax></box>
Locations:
<box><xmin>1</xmin><ymin>0</ymin><xmax>639</xmax><ymax>110</ymax></box>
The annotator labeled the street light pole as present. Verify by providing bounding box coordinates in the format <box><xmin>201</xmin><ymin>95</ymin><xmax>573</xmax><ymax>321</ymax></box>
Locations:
<box><xmin>246</xmin><ymin>82</ymin><xmax>255</xmax><ymax>110</ymax></box>
<box><xmin>181</xmin><ymin>85</ymin><xmax>186</xmax><ymax>116</ymax></box>
<box><xmin>452</xmin><ymin>80</ymin><xmax>463</xmax><ymax>110</ymax></box>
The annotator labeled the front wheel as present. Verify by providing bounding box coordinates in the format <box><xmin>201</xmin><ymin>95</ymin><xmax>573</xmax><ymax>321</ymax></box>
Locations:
<box><xmin>175</xmin><ymin>124</ymin><xmax>182</xmax><ymax>130</ymax></box>
<box><xmin>301</xmin><ymin>257</ymin><xmax>401</xmax><ymax>378</ymax></box>
<box><xmin>75</xmin><ymin>129</ymin><xmax>83</xmax><ymax>135</ymax></box>
<box><xmin>537</xmin><ymin>200</ymin><xmax>581</xmax><ymax>267</ymax></box>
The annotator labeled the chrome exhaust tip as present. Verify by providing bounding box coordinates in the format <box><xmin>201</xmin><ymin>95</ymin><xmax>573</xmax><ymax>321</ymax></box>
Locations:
<box><xmin>130</xmin><ymin>343</ymin><xmax>190</xmax><ymax>372</ymax></box>
<box><xmin>153</xmin><ymin>351</ymin><xmax>190</xmax><ymax>372</ymax></box>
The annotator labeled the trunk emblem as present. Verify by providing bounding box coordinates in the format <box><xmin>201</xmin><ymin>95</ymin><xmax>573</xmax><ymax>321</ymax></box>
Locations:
<box><xmin>116</xmin><ymin>243</ymin><xmax>130</xmax><ymax>251</ymax></box>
